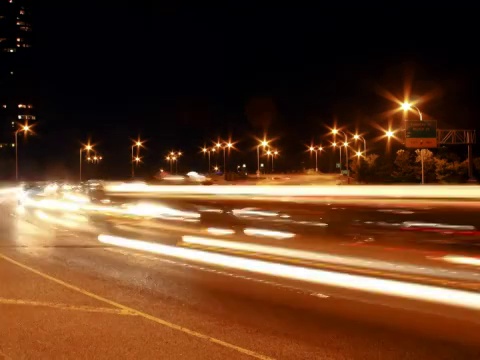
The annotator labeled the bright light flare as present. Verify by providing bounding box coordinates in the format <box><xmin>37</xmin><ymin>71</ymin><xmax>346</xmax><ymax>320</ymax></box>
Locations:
<box><xmin>123</xmin><ymin>202</ymin><xmax>200</xmax><ymax>220</ymax></box>
<box><xmin>207</xmin><ymin>227</ymin><xmax>235</xmax><ymax>236</ymax></box>
<box><xmin>103</xmin><ymin>183</ymin><xmax>480</xmax><ymax>200</ymax></box>
<box><xmin>401</xmin><ymin>102</ymin><xmax>412</xmax><ymax>111</ymax></box>
<box><xmin>98</xmin><ymin>234</ymin><xmax>480</xmax><ymax>311</ymax></box>
<box><xmin>443</xmin><ymin>255</ymin><xmax>480</xmax><ymax>267</ymax></box>
<box><xmin>243</xmin><ymin>228</ymin><xmax>295</xmax><ymax>239</ymax></box>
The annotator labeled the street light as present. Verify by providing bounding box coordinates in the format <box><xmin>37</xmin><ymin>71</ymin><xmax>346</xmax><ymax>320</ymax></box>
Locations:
<box><xmin>332</xmin><ymin>129</ymin><xmax>349</xmax><ymax>175</ymax></box>
<box><xmin>309</xmin><ymin>146</ymin><xmax>319</xmax><ymax>172</ymax></box>
<box><xmin>385</xmin><ymin>130</ymin><xmax>394</xmax><ymax>138</ymax></box>
<box><xmin>353</xmin><ymin>134</ymin><xmax>367</xmax><ymax>155</ymax></box>
<box><xmin>257</xmin><ymin>139</ymin><xmax>269</xmax><ymax>177</ymax></box>
<box><xmin>402</xmin><ymin>101</ymin><xmax>426</xmax><ymax>184</ymax></box>
<box><xmin>401</xmin><ymin>102</ymin><xmax>423</xmax><ymax>120</ymax></box>
<box><xmin>166</xmin><ymin>156</ymin><xmax>173</xmax><ymax>173</ymax></box>
<box><xmin>79</xmin><ymin>143</ymin><xmax>93</xmax><ymax>182</ymax></box>
<box><xmin>266</xmin><ymin>150</ymin><xmax>272</xmax><ymax>174</ymax></box>
<box><xmin>331</xmin><ymin>142</ymin><xmax>342</xmax><ymax>172</ymax></box>
<box><xmin>202</xmin><ymin>147</ymin><xmax>210</xmax><ymax>173</ymax></box>
<box><xmin>14</xmin><ymin>124</ymin><xmax>31</xmax><ymax>181</ymax></box>
<box><xmin>131</xmin><ymin>139</ymin><xmax>143</xmax><ymax>178</ymax></box>
<box><xmin>272</xmin><ymin>149</ymin><xmax>279</xmax><ymax>173</ymax></box>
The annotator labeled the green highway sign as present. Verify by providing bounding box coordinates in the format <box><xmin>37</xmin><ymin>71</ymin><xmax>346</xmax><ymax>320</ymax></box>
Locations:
<box><xmin>405</xmin><ymin>120</ymin><xmax>437</xmax><ymax>148</ymax></box>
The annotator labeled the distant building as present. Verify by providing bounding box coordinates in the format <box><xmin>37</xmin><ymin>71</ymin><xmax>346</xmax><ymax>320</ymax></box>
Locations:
<box><xmin>0</xmin><ymin>0</ymin><xmax>35</xmax><ymax>148</ymax></box>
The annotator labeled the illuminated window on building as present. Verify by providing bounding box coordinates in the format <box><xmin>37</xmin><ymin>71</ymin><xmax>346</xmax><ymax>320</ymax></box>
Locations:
<box><xmin>4</xmin><ymin>48</ymin><xmax>16</xmax><ymax>53</ymax></box>
<box><xmin>20</xmin><ymin>10</ymin><xmax>25</xmax><ymax>15</ymax></box>
<box><xmin>19</xmin><ymin>26</ymin><xmax>31</xmax><ymax>31</ymax></box>
<box><xmin>27</xmin><ymin>104</ymin><xmax>33</xmax><ymax>109</ymax></box>
<box><xmin>18</xmin><ymin>104</ymin><xmax>26</xmax><ymax>108</ymax></box>
<box><xmin>16</xmin><ymin>21</ymin><xmax>25</xmax><ymax>26</ymax></box>
<box><xmin>2</xmin><ymin>105</ymin><xmax>6</xmax><ymax>108</ymax></box>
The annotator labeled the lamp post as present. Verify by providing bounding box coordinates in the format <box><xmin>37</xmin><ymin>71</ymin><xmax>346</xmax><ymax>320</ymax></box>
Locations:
<box><xmin>332</xmin><ymin>142</ymin><xmax>341</xmax><ymax>173</ymax></box>
<box><xmin>402</xmin><ymin>102</ymin><xmax>425</xmax><ymax>184</ymax></box>
<box><xmin>176</xmin><ymin>152</ymin><xmax>182</xmax><ymax>174</ymax></box>
<box><xmin>202</xmin><ymin>147</ymin><xmax>210</xmax><ymax>173</ymax></box>
<box><xmin>79</xmin><ymin>144</ymin><xmax>93</xmax><ymax>182</ymax></box>
<box><xmin>225</xmin><ymin>142</ymin><xmax>232</xmax><ymax>173</ymax></box>
<box><xmin>266</xmin><ymin>150</ymin><xmax>271</xmax><ymax>173</ymax></box>
<box><xmin>353</xmin><ymin>134</ymin><xmax>367</xmax><ymax>156</ymax></box>
<box><xmin>272</xmin><ymin>150</ymin><xmax>278</xmax><ymax>173</ymax></box>
<box><xmin>333</xmin><ymin>129</ymin><xmax>349</xmax><ymax>182</ymax></box>
<box><xmin>15</xmin><ymin>124</ymin><xmax>31</xmax><ymax>181</ymax></box>
<box><xmin>166</xmin><ymin>156</ymin><xmax>173</xmax><ymax>173</ymax></box>
<box><xmin>309</xmin><ymin>146</ymin><xmax>318</xmax><ymax>172</ymax></box>
<box><xmin>257</xmin><ymin>140</ymin><xmax>269</xmax><ymax>177</ymax></box>
<box><xmin>131</xmin><ymin>140</ymin><xmax>142</xmax><ymax>178</ymax></box>
<box><xmin>355</xmin><ymin>151</ymin><xmax>362</xmax><ymax>164</ymax></box>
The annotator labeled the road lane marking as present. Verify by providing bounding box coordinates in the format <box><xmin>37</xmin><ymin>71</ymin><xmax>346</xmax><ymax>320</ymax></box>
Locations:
<box><xmin>0</xmin><ymin>252</ymin><xmax>274</xmax><ymax>360</ymax></box>
<box><xmin>0</xmin><ymin>298</ymin><xmax>137</xmax><ymax>316</ymax></box>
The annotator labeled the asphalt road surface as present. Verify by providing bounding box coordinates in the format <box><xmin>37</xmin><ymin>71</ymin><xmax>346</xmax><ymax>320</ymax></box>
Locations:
<box><xmin>2</xmin><ymin>194</ymin><xmax>480</xmax><ymax>359</ymax></box>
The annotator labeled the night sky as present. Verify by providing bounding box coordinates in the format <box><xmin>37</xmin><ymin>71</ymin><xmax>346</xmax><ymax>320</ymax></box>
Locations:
<box><xmin>27</xmin><ymin>4</ymin><xmax>480</xmax><ymax>178</ymax></box>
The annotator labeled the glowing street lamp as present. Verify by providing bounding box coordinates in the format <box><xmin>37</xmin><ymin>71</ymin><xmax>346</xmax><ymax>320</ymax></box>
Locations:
<box><xmin>202</xmin><ymin>147</ymin><xmax>211</xmax><ymax>173</ymax></box>
<box><xmin>353</xmin><ymin>134</ymin><xmax>367</xmax><ymax>155</ymax></box>
<box><xmin>385</xmin><ymin>130</ymin><xmax>394</xmax><ymax>138</ymax></box>
<box><xmin>79</xmin><ymin>143</ymin><xmax>93</xmax><ymax>182</ymax></box>
<box><xmin>131</xmin><ymin>138</ymin><xmax>143</xmax><ymax>178</ymax></box>
<box><xmin>14</xmin><ymin>124</ymin><xmax>31</xmax><ymax>181</ymax></box>
<box><xmin>401</xmin><ymin>102</ymin><xmax>423</xmax><ymax>120</ymax></box>
<box><xmin>309</xmin><ymin>146</ymin><xmax>320</xmax><ymax>172</ymax></box>
<box><xmin>272</xmin><ymin>149</ymin><xmax>279</xmax><ymax>173</ymax></box>
<box><xmin>331</xmin><ymin>129</ymin><xmax>348</xmax><ymax>175</ymax></box>
<box><xmin>166</xmin><ymin>156</ymin><xmax>173</xmax><ymax>173</ymax></box>
<box><xmin>257</xmin><ymin>139</ymin><xmax>270</xmax><ymax>176</ymax></box>
<box><xmin>402</xmin><ymin>101</ymin><xmax>426</xmax><ymax>184</ymax></box>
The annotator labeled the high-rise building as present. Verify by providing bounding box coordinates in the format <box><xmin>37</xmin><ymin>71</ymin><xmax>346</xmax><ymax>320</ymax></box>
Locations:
<box><xmin>0</xmin><ymin>0</ymin><xmax>35</xmax><ymax>149</ymax></box>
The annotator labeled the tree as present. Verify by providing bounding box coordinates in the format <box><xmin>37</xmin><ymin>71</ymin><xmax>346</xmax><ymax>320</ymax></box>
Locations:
<box><xmin>474</xmin><ymin>157</ymin><xmax>480</xmax><ymax>173</ymax></box>
<box><xmin>351</xmin><ymin>153</ymin><xmax>379</xmax><ymax>183</ymax></box>
<box><xmin>392</xmin><ymin>149</ymin><xmax>417</xmax><ymax>182</ymax></box>
<box><xmin>435</xmin><ymin>158</ymin><xmax>468</xmax><ymax>183</ymax></box>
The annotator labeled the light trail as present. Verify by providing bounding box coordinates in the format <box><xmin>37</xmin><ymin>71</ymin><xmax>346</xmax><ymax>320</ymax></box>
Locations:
<box><xmin>98</xmin><ymin>234</ymin><xmax>480</xmax><ymax>310</ymax></box>
<box><xmin>103</xmin><ymin>183</ymin><xmax>480</xmax><ymax>200</ymax></box>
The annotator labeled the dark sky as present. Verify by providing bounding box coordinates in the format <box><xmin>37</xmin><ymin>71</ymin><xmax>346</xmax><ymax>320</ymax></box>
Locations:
<box><xmin>28</xmin><ymin>3</ymin><xmax>480</xmax><ymax>178</ymax></box>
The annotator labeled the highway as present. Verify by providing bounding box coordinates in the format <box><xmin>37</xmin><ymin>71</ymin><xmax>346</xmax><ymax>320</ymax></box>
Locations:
<box><xmin>1</xmin><ymin>185</ymin><xmax>480</xmax><ymax>359</ymax></box>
